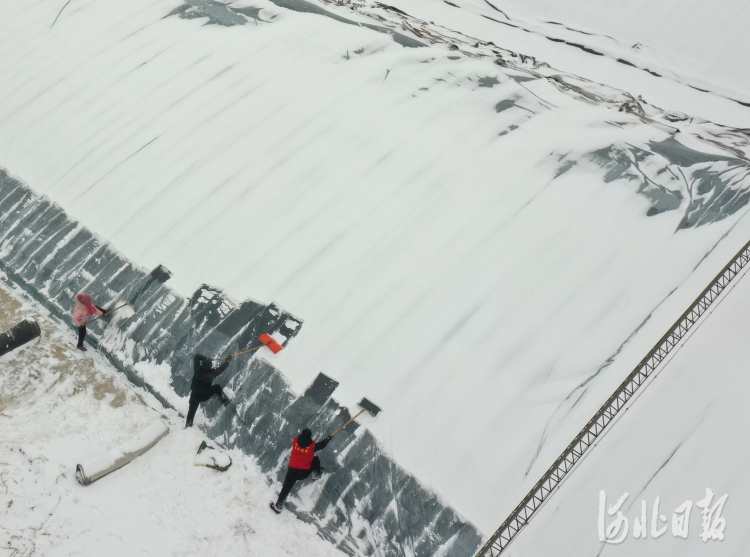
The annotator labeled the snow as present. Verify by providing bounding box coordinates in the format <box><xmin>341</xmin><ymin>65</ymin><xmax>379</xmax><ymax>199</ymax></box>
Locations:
<box><xmin>478</xmin><ymin>0</ymin><xmax>750</xmax><ymax>100</ymax></box>
<box><xmin>359</xmin><ymin>0</ymin><xmax>750</xmax><ymax>126</ymax></box>
<box><xmin>0</xmin><ymin>276</ymin><xmax>347</xmax><ymax>557</ymax></box>
<box><xmin>76</xmin><ymin>419</ymin><xmax>169</xmax><ymax>485</ymax></box>
<box><xmin>508</xmin><ymin>252</ymin><xmax>750</xmax><ymax>556</ymax></box>
<box><xmin>133</xmin><ymin>359</ymin><xmax>187</xmax><ymax>409</ymax></box>
<box><xmin>1</xmin><ymin>0</ymin><xmax>750</xmax><ymax>548</ymax></box>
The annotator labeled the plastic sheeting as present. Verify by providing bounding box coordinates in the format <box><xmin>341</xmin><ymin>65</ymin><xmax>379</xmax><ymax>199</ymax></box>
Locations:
<box><xmin>76</xmin><ymin>420</ymin><xmax>169</xmax><ymax>485</ymax></box>
<box><xmin>0</xmin><ymin>319</ymin><xmax>41</xmax><ymax>357</ymax></box>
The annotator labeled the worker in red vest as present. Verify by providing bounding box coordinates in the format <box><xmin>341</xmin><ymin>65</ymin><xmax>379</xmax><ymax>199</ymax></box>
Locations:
<box><xmin>270</xmin><ymin>428</ymin><xmax>331</xmax><ymax>514</ymax></box>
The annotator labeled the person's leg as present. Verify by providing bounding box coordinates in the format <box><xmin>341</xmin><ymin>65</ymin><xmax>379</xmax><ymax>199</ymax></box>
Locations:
<box><xmin>275</xmin><ymin>468</ymin><xmax>310</xmax><ymax>507</ymax></box>
<box><xmin>276</xmin><ymin>470</ymin><xmax>298</xmax><ymax>506</ymax></box>
<box><xmin>186</xmin><ymin>391</ymin><xmax>213</xmax><ymax>427</ymax></box>
<box><xmin>77</xmin><ymin>326</ymin><xmax>87</xmax><ymax>350</ymax></box>
<box><xmin>185</xmin><ymin>395</ymin><xmax>200</xmax><ymax>428</ymax></box>
<box><xmin>210</xmin><ymin>384</ymin><xmax>231</xmax><ymax>407</ymax></box>
<box><xmin>311</xmin><ymin>456</ymin><xmax>323</xmax><ymax>480</ymax></box>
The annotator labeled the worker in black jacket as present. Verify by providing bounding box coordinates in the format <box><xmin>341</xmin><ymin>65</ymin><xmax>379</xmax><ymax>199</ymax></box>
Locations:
<box><xmin>270</xmin><ymin>428</ymin><xmax>331</xmax><ymax>514</ymax></box>
<box><xmin>185</xmin><ymin>354</ymin><xmax>232</xmax><ymax>428</ymax></box>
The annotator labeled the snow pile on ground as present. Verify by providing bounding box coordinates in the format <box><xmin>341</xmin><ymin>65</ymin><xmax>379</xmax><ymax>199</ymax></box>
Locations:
<box><xmin>0</xmin><ymin>276</ymin><xmax>346</xmax><ymax>557</ymax></box>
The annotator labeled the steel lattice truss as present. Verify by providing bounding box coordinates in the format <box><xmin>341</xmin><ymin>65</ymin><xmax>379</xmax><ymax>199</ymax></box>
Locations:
<box><xmin>476</xmin><ymin>238</ymin><xmax>750</xmax><ymax>557</ymax></box>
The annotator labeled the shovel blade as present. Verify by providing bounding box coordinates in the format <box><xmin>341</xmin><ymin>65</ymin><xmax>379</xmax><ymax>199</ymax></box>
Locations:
<box><xmin>119</xmin><ymin>300</ymin><xmax>137</xmax><ymax>319</ymax></box>
<box><xmin>258</xmin><ymin>333</ymin><xmax>284</xmax><ymax>354</ymax></box>
<box><xmin>359</xmin><ymin>398</ymin><xmax>382</xmax><ymax>417</ymax></box>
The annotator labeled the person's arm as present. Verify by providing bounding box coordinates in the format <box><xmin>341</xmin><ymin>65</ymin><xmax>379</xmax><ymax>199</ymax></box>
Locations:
<box><xmin>212</xmin><ymin>357</ymin><xmax>231</xmax><ymax>377</ymax></box>
<box><xmin>314</xmin><ymin>436</ymin><xmax>332</xmax><ymax>452</ymax></box>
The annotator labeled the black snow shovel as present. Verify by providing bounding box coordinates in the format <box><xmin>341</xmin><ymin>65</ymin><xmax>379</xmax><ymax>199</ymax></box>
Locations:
<box><xmin>329</xmin><ymin>398</ymin><xmax>382</xmax><ymax>438</ymax></box>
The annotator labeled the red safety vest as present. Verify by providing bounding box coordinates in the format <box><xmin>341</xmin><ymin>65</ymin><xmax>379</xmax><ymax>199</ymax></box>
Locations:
<box><xmin>288</xmin><ymin>437</ymin><xmax>316</xmax><ymax>469</ymax></box>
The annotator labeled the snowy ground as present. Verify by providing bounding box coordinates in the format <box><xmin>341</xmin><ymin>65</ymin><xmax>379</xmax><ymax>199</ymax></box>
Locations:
<box><xmin>2</xmin><ymin>0</ymin><xmax>750</xmax><ymax>544</ymax></box>
<box><xmin>0</xmin><ymin>274</ymin><xmax>347</xmax><ymax>557</ymax></box>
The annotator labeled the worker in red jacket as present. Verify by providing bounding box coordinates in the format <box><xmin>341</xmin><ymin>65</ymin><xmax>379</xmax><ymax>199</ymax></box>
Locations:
<box><xmin>270</xmin><ymin>428</ymin><xmax>331</xmax><ymax>514</ymax></box>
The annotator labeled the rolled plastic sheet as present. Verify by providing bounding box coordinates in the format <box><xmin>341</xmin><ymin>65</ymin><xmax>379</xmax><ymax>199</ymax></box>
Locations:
<box><xmin>0</xmin><ymin>319</ymin><xmax>41</xmax><ymax>357</ymax></box>
<box><xmin>76</xmin><ymin>420</ymin><xmax>169</xmax><ymax>485</ymax></box>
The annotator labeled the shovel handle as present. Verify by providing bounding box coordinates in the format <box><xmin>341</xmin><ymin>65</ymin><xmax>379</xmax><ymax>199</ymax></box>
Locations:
<box><xmin>330</xmin><ymin>409</ymin><xmax>366</xmax><ymax>438</ymax></box>
<box><xmin>212</xmin><ymin>341</ymin><xmax>268</xmax><ymax>361</ymax></box>
<box><xmin>84</xmin><ymin>302</ymin><xmax>132</xmax><ymax>326</ymax></box>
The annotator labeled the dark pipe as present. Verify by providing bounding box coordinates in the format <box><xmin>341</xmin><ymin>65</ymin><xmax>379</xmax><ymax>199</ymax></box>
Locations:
<box><xmin>0</xmin><ymin>319</ymin><xmax>41</xmax><ymax>357</ymax></box>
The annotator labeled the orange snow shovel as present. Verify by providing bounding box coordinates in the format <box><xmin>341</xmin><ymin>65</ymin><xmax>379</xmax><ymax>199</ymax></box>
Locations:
<box><xmin>85</xmin><ymin>301</ymin><xmax>136</xmax><ymax>326</ymax></box>
<box><xmin>212</xmin><ymin>333</ymin><xmax>284</xmax><ymax>360</ymax></box>
<box><xmin>257</xmin><ymin>333</ymin><xmax>284</xmax><ymax>354</ymax></box>
<box><xmin>329</xmin><ymin>398</ymin><xmax>382</xmax><ymax>438</ymax></box>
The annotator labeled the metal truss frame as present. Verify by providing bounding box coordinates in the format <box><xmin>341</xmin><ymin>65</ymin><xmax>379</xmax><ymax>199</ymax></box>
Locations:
<box><xmin>476</xmin><ymin>237</ymin><xmax>750</xmax><ymax>557</ymax></box>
